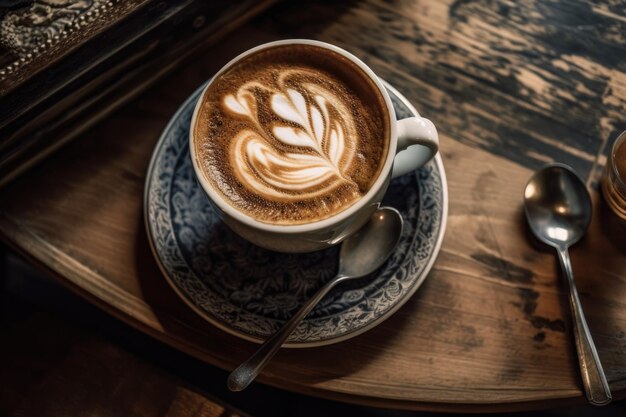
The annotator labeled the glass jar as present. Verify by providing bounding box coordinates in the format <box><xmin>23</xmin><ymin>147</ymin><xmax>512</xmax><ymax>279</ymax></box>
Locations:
<box><xmin>601</xmin><ymin>130</ymin><xmax>626</xmax><ymax>221</ymax></box>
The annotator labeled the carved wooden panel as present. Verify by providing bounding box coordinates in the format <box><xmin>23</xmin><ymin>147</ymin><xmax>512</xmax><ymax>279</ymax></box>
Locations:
<box><xmin>0</xmin><ymin>0</ymin><xmax>276</xmax><ymax>187</ymax></box>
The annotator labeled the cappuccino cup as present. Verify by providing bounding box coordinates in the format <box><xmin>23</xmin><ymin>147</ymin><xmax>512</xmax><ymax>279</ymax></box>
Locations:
<box><xmin>190</xmin><ymin>39</ymin><xmax>439</xmax><ymax>252</ymax></box>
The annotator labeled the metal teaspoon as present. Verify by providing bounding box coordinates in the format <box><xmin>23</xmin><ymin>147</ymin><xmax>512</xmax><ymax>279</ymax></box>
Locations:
<box><xmin>228</xmin><ymin>207</ymin><xmax>404</xmax><ymax>392</ymax></box>
<box><xmin>524</xmin><ymin>163</ymin><xmax>611</xmax><ymax>406</ymax></box>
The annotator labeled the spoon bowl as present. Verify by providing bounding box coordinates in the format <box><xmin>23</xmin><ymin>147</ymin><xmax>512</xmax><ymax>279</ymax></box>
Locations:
<box><xmin>524</xmin><ymin>163</ymin><xmax>592</xmax><ymax>248</ymax></box>
<box><xmin>338</xmin><ymin>207</ymin><xmax>404</xmax><ymax>278</ymax></box>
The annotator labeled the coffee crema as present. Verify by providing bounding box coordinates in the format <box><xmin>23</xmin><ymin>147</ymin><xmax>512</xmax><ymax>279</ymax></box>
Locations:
<box><xmin>193</xmin><ymin>44</ymin><xmax>389</xmax><ymax>225</ymax></box>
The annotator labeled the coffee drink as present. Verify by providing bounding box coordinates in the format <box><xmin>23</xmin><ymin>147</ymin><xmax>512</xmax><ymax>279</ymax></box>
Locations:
<box><xmin>192</xmin><ymin>44</ymin><xmax>390</xmax><ymax>225</ymax></box>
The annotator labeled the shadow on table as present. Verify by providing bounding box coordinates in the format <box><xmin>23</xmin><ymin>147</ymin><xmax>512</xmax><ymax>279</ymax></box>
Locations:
<box><xmin>597</xmin><ymin>194</ymin><xmax>626</xmax><ymax>258</ymax></box>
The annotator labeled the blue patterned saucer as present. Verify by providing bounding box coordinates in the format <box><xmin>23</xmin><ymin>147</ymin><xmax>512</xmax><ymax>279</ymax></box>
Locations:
<box><xmin>144</xmin><ymin>80</ymin><xmax>448</xmax><ymax>347</ymax></box>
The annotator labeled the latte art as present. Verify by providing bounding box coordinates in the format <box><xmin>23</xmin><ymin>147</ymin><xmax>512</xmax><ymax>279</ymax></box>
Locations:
<box><xmin>193</xmin><ymin>44</ymin><xmax>389</xmax><ymax>225</ymax></box>
<box><xmin>224</xmin><ymin>70</ymin><xmax>357</xmax><ymax>201</ymax></box>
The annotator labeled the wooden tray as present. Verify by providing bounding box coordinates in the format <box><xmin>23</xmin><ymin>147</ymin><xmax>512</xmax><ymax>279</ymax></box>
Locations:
<box><xmin>1</xmin><ymin>0</ymin><xmax>625</xmax><ymax>412</ymax></box>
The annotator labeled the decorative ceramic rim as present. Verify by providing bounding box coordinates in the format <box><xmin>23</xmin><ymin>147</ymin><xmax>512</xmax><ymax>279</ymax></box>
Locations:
<box><xmin>144</xmin><ymin>79</ymin><xmax>448</xmax><ymax>348</ymax></box>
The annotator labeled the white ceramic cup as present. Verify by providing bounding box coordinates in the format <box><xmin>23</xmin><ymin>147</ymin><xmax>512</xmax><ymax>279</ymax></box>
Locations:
<box><xmin>190</xmin><ymin>39</ymin><xmax>439</xmax><ymax>252</ymax></box>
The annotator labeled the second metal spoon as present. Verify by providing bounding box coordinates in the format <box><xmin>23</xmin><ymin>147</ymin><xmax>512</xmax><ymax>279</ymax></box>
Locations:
<box><xmin>227</xmin><ymin>207</ymin><xmax>404</xmax><ymax>392</ymax></box>
<box><xmin>524</xmin><ymin>163</ymin><xmax>611</xmax><ymax>406</ymax></box>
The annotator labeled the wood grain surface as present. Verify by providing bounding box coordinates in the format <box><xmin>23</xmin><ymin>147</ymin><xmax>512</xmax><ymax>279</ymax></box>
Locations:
<box><xmin>1</xmin><ymin>0</ymin><xmax>625</xmax><ymax>412</ymax></box>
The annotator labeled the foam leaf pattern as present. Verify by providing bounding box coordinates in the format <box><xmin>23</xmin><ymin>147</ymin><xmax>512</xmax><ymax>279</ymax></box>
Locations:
<box><xmin>224</xmin><ymin>91</ymin><xmax>254</xmax><ymax>117</ymax></box>
<box><xmin>222</xmin><ymin>71</ymin><xmax>357</xmax><ymax>201</ymax></box>
<box><xmin>272</xmin><ymin>126</ymin><xmax>317</xmax><ymax>149</ymax></box>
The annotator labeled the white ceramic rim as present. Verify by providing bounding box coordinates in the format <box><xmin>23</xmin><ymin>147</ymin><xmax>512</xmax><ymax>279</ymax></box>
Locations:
<box><xmin>189</xmin><ymin>39</ymin><xmax>398</xmax><ymax>234</ymax></box>
<box><xmin>144</xmin><ymin>78</ymin><xmax>448</xmax><ymax>348</ymax></box>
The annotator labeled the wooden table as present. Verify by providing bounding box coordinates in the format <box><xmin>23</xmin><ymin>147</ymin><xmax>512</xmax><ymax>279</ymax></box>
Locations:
<box><xmin>1</xmin><ymin>0</ymin><xmax>625</xmax><ymax>412</ymax></box>
<box><xmin>0</xmin><ymin>259</ymin><xmax>249</xmax><ymax>417</ymax></box>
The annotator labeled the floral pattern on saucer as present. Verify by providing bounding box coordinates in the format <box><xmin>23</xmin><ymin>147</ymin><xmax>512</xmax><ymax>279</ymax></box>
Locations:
<box><xmin>145</xmin><ymin>80</ymin><xmax>447</xmax><ymax>347</ymax></box>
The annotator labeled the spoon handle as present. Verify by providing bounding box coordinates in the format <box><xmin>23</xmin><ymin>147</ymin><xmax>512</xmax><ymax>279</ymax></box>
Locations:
<box><xmin>227</xmin><ymin>274</ymin><xmax>345</xmax><ymax>392</ymax></box>
<box><xmin>557</xmin><ymin>247</ymin><xmax>612</xmax><ymax>406</ymax></box>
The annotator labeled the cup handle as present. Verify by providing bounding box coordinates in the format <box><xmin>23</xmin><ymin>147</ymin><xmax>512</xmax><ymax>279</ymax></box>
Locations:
<box><xmin>391</xmin><ymin>117</ymin><xmax>439</xmax><ymax>178</ymax></box>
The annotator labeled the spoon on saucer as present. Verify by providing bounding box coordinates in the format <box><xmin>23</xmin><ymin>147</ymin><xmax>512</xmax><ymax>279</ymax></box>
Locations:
<box><xmin>227</xmin><ymin>207</ymin><xmax>404</xmax><ymax>392</ymax></box>
<box><xmin>524</xmin><ymin>163</ymin><xmax>611</xmax><ymax>406</ymax></box>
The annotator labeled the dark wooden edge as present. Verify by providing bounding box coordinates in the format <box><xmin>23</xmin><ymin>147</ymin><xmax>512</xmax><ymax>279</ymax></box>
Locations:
<box><xmin>0</xmin><ymin>0</ymin><xmax>278</xmax><ymax>189</ymax></box>
<box><xmin>2</xmin><ymin>211</ymin><xmax>624</xmax><ymax>412</ymax></box>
